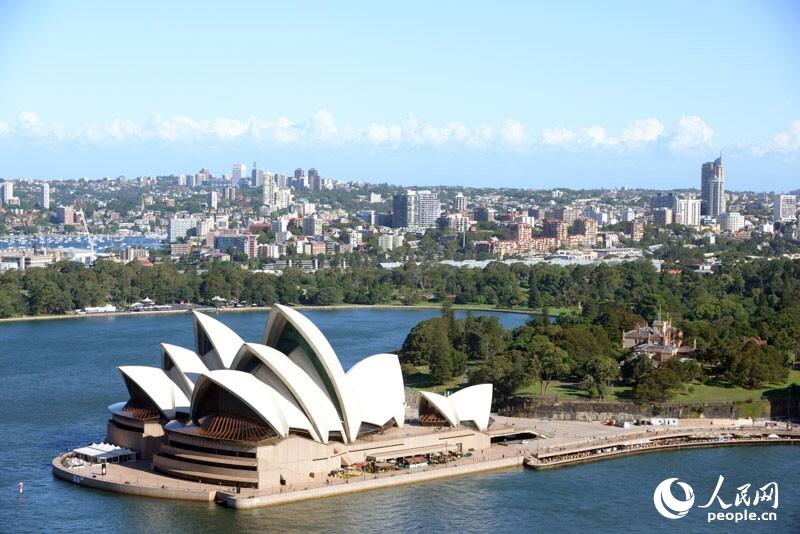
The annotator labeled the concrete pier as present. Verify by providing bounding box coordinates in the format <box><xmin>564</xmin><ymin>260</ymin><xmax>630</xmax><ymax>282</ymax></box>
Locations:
<box><xmin>52</xmin><ymin>418</ymin><xmax>798</xmax><ymax>510</ymax></box>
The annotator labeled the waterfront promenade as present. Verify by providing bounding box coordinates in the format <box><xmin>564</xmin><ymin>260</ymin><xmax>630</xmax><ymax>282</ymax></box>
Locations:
<box><xmin>52</xmin><ymin>417</ymin><xmax>798</xmax><ymax>510</ymax></box>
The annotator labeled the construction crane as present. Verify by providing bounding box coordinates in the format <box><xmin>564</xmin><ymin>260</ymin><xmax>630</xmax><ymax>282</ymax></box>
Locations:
<box><xmin>74</xmin><ymin>197</ymin><xmax>95</xmax><ymax>264</ymax></box>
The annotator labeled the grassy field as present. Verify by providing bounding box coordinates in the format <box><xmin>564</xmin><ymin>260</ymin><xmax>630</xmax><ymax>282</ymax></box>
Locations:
<box><xmin>514</xmin><ymin>369</ymin><xmax>800</xmax><ymax>403</ymax></box>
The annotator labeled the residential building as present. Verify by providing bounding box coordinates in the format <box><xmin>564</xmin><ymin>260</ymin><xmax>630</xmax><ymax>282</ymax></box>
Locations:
<box><xmin>652</xmin><ymin>207</ymin><xmax>673</xmax><ymax>226</ymax></box>
<box><xmin>303</xmin><ymin>215</ymin><xmax>323</xmax><ymax>236</ymax></box>
<box><xmin>56</xmin><ymin>205</ymin><xmax>75</xmax><ymax>225</ymax></box>
<box><xmin>773</xmin><ymin>194</ymin><xmax>797</xmax><ymax>223</ymax></box>
<box><xmin>393</xmin><ymin>190</ymin><xmax>440</xmax><ymax>228</ymax></box>
<box><xmin>473</xmin><ymin>206</ymin><xmax>495</xmax><ymax>222</ymax></box>
<box><xmin>0</xmin><ymin>181</ymin><xmax>14</xmax><ymax>204</ymax></box>
<box><xmin>453</xmin><ymin>192</ymin><xmax>467</xmax><ymax>212</ymax></box>
<box><xmin>542</xmin><ymin>219</ymin><xmax>569</xmax><ymax>244</ymax></box>
<box><xmin>624</xmin><ymin>218</ymin><xmax>645</xmax><ymax>242</ymax></box>
<box><xmin>168</xmin><ymin>217</ymin><xmax>196</xmax><ymax>242</ymax></box>
<box><xmin>41</xmin><ymin>182</ymin><xmax>50</xmax><ymax>209</ymax></box>
<box><xmin>701</xmin><ymin>156</ymin><xmax>725</xmax><ymax>217</ymax></box>
<box><xmin>673</xmin><ymin>197</ymin><xmax>701</xmax><ymax>226</ymax></box>
<box><xmin>552</xmin><ymin>206</ymin><xmax>581</xmax><ymax>225</ymax></box>
<box><xmin>718</xmin><ymin>211</ymin><xmax>745</xmax><ymax>232</ymax></box>
<box><xmin>214</xmin><ymin>234</ymin><xmax>257</xmax><ymax>258</ymax></box>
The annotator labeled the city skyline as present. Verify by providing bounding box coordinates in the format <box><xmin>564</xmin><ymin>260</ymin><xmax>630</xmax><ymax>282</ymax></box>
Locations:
<box><xmin>0</xmin><ymin>1</ymin><xmax>798</xmax><ymax>189</ymax></box>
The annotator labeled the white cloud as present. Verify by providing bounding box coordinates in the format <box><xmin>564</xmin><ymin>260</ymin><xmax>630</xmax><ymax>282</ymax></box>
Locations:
<box><xmin>621</xmin><ymin>118</ymin><xmax>664</xmax><ymax>143</ymax></box>
<box><xmin>771</xmin><ymin>120</ymin><xmax>800</xmax><ymax>153</ymax></box>
<box><xmin>541</xmin><ymin>126</ymin><xmax>578</xmax><ymax>146</ymax></box>
<box><xmin>501</xmin><ymin>118</ymin><xmax>527</xmax><ymax>147</ymax></box>
<box><xmin>669</xmin><ymin>115</ymin><xmax>713</xmax><ymax>151</ymax></box>
<box><xmin>540</xmin><ymin>125</ymin><xmax>618</xmax><ymax>148</ymax></box>
<box><xmin>7</xmin><ymin>112</ymin><xmax>796</xmax><ymax>161</ymax></box>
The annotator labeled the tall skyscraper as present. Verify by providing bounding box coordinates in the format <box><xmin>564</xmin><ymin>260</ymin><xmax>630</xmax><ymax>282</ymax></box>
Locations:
<box><xmin>232</xmin><ymin>163</ymin><xmax>247</xmax><ymax>183</ymax></box>
<box><xmin>701</xmin><ymin>156</ymin><xmax>725</xmax><ymax>217</ymax></box>
<box><xmin>251</xmin><ymin>162</ymin><xmax>264</xmax><ymax>187</ymax></box>
<box><xmin>773</xmin><ymin>194</ymin><xmax>797</xmax><ymax>223</ymax></box>
<box><xmin>40</xmin><ymin>182</ymin><xmax>50</xmax><ymax>209</ymax></box>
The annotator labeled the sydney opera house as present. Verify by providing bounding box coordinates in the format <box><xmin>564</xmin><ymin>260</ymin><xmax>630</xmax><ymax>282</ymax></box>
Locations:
<box><xmin>105</xmin><ymin>305</ymin><xmax>493</xmax><ymax>490</ymax></box>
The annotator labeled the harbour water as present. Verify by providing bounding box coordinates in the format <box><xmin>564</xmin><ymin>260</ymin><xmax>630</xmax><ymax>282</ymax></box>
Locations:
<box><xmin>1</xmin><ymin>309</ymin><xmax>797</xmax><ymax>533</ymax></box>
<box><xmin>0</xmin><ymin>234</ymin><xmax>163</xmax><ymax>251</ymax></box>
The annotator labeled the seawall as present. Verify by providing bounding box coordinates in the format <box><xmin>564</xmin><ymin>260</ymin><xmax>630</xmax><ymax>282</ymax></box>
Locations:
<box><xmin>225</xmin><ymin>456</ymin><xmax>524</xmax><ymax>509</ymax></box>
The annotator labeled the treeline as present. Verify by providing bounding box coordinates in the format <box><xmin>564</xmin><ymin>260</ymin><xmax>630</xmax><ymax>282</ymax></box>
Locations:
<box><xmin>0</xmin><ymin>258</ymin><xmax>527</xmax><ymax>317</ymax></box>
<box><xmin>1</xmin><ymin>257</ymin><xmax>800</xmax><ymax>366</ymax></box>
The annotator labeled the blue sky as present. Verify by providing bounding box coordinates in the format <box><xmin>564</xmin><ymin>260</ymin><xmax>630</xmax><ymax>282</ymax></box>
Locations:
<box><xmin>0</xmin><ymin>1</ymin><xmax>798</xmax><ymax>190</ymax></box>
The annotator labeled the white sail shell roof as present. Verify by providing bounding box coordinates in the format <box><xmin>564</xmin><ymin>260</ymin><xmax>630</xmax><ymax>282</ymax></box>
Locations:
<box><xmin>191</xmin><ymin>370</ymin><xmax>315</xmax><ymax>439</ymax></box>
<box><xmin>231</xmin><ymin>343</ymin><xmax>343</xmax><ymax>443</ymax></box>
<box><xmin>118</xmin><ymin>365</ymin><xmax>190</xmax><ymax>419</ymax></box>
<box><xmin>450</xmin><ymin>384</ymin><xmax>493</xmax><ymax>431</ymax></box>
<box><xmin>161</xmin><ymin>343</ymin><xmax>208</xmax><ymax>397</ymax></box>
<box><xmin>193</xmin><ymin>311</ymin><xmax>244</xmax><ymax>370</ymax></box>
<box><xmin>419</xmin><ymin>384</ymin><xmax>493</xmax><ymax>431</ymax></box>
<box><xmin>346</xmin><ymin>354</ymin><xmax>405</xmax><ymax>428</ymax></box>
<box><xmin>419</xmin><ymin>391</ymin><xmax>459</xmax><ymax>427</ymax></box>
<box><xmin>262</xmin><ymin>304</ymin><xmax>362</xmax><ymax>442</ymax></box>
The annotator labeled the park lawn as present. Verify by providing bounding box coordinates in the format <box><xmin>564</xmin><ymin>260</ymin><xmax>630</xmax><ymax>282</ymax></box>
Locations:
<box><xmin>515</xmin><ymin>369</ymin><xmax>800</xmax><ymax>403</ymax></box>
<box><xmin>515</xmin><ymin>380</ymin><xmax>632</xmax><ymax>401</ymax></box>
<box><xmin>671</xmin><ymin>369</ymin><xmax>800</xmax><ymax>402</ymax></box>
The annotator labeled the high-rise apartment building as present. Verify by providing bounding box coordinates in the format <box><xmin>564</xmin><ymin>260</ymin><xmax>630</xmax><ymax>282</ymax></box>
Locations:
<box><xmin>542</xmin><ymin>219</ymin><xmax>569</xmax><ymax>243</ymax></box>
<box><xmin>56</xmin><ymin>205</ymin><xmax>74</xmax><ymax>224</ymax></box>
<box><xmin>453</xmin><ymin>192</ymin><xmax>467</xmax><ymax>212</ymax></box>
<box><xmin>262</xmin><ymin>177</ymin><xmax>275</xmax><ymax>206</ymax></box>
<box><xmin>208</xmin><ymin>191</ymin><xmax>218</xmax><ymax>210</ymax></box>
<box><xmin>0</xmin><ymin>181</ymin><xmax>14</xmax><ymax>204</ymax></box>
<box><xmin>392</xmin><ymin>191</ymin><xmax>416</xmax><ymax>228</ymax></box>
<box><xmin>302</xmin><ymin>215</ymin><xmax>323</xmax><ymax>236</ymax></box>
<box><xmin>41</xmin><ymin>182</ymin><xmax>50</xmax><ymax>209</ymax></box>
<box><xmin>308</xmin><ymin>168</ymin><xmax>323</xmax><ymax>192</ymax></box>
<box><xmin>773</xmin><ymin>194</ymin><xmax>797</xmax><ymax>223</ymax></box>
<box><xmin>473</xmin><ymin>206</ymin><xmax>495</xmax><ymax>222</ymax></box>
<box><xmin>168</xmin><ymin>216</ymin><xmax>197</xmax><ymax>242</ymax></box>
<box><xmin>392</xmin><ymin>190</ymin><xmax>440</xmax><ymax>228</ymax></box>
<box><xmin>552</xmin><ymin>206</ymin><xmax>581</xmax><ymax>225</ymax></box>
<box><xmin>624</xmin><ymin>218</ymin><xmax>645</xmax><ymax>242</ymax></box>
<box><xmin>673</xmin><ymin>197</ymin><xmax>701</xmax><ymax>226</ymax></box>
<box><xmin>701</xmin><ymin>157</ymin><xmax>725</xmax><ymax>217</ymax></box>
<box><xmin>652</xmin><ymin>207</ymin><xmax>673</xmax><ymax>226</ymax></box>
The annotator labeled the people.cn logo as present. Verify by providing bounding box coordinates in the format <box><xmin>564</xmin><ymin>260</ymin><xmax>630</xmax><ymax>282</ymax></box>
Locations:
<box><xmin>653</xmin><ymin>478</ymin><xmax>696</xmax><ymax>519</ymax></box>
